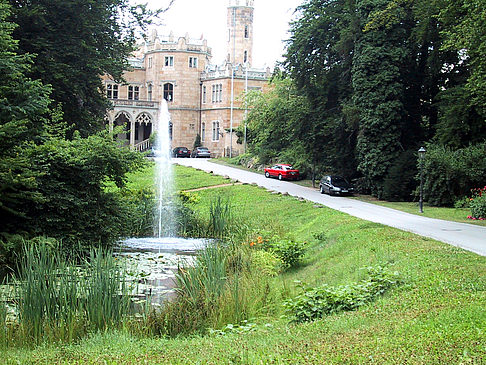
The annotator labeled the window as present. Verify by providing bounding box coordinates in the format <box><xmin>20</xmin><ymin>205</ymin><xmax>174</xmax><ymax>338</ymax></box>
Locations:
<box><xmin>212</xmin><ymin>121</ymin><xmax>220</xmax><ymax>141</ymax></box>
<box><xmin>128</xmin><ymin>86</ymin><xmax>139</xmax><ymax>100</ymax></box>
<box><xmin>107</xmin><ymin>84</ymin><xmax>118</xmax><ymax>99</ymax></box>
<box><xmin>148</xmin><ymin>84</ymin><xmax>152</xmax><ymax>101</ymax></box>
<box><xmin>201</xmin><ymin>122</ymin><xmax>206</xmax><ymax>141</ymax></box>
<box><xmin>244</xmin><ymin>25</ymin><xmax>249</xmax><ymax>38</ymax></box>
<box><xmin>202</xmin><ymin>85</ymin><xmax>206</xmax><ymax>103</ymax></box>
<box><xmin>189</xmin><ymin>57</ymin><xmax>198</xmax><ymax>68</ymax></box>
<box><xmin>148</xmin><ymin>57</ymin><xmax>153</xmax><ymax>69</ymax></box>
<box><xmin>244</xmin><ymin>50</ymin><xmax>248</xmax><ymax>63</ymax></box>
<box><xmin>164</xmin><ymin>56</ymin><xmax>174</xmax><ymax>67</ymax></box>
<box><xmin>189</xmin><ymin>123</ymin><xmax>195</xmax><ymax>130</ymax></box>
<box><xmin>211</xmin><ymin>84</ymin><xmax>222</xmax><ymax>103</ymax></box>
<box><xmin>163</xmin><ymin>83</ymin><xmax>174</xmax><ymax>102</ymax></box>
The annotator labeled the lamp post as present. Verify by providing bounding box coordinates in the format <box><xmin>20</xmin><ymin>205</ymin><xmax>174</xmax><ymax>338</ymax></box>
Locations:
<box><xmin>418</xmin><ymin>147</ymin><xmax>426</xmax><ymax>213</ymax></box>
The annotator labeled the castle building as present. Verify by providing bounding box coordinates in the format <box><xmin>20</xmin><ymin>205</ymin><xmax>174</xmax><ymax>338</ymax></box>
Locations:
<box><xmin>104</xmin><ymin>0</ymin><xmax>270</xmax><ymax>156</ymax></box>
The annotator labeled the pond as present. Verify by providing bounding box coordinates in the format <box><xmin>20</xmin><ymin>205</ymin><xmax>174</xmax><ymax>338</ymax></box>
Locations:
<box><xmin>116</xmin><ymin>237</ymin><xmax>208</xmax><ymax>307</ymax></box>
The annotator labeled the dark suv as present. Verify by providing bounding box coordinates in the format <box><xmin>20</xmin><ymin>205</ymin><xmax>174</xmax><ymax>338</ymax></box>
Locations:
<box><xmin>172</xmin><ymin>147</ymin><xmax>191</xmax><ymax>158</ymax></box>
<box><xmin>319</xmin><ymin>175</ymin><xmax>354</xmax><ymax>196</ymax></box>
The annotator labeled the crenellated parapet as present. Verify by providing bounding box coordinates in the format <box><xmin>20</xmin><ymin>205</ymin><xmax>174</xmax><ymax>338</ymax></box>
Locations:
<box><xmin>228</xmin><ymin>0</ymin><xmax>254</xmax><ymax>7</ymax></box>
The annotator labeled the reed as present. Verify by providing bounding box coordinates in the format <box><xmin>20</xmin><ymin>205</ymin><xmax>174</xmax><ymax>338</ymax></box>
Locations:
<box><xmin>14</xmin><ymin>244</ymin><xmax>135</xmax><ymax>344</ymax></box>
<box><xmin>207</xmin><ymin>196</ymin><xmax>232</xmax><ymax>238</ymax></box>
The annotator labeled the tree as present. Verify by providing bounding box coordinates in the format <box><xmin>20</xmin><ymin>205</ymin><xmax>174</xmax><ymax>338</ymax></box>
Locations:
<box><xmin>0</xmin><ymin>0</ymin><xmax>51</xmax><ymax>231</ymax></box>
<box><xmin>284</xmin><ymin>0</ymin><xmax>359</xmax><ymax>179</ymax></box>
<box><xmin>8</xmin><ymin>0</ymin><xmax>171</xmax><ymax>136</ymax></box>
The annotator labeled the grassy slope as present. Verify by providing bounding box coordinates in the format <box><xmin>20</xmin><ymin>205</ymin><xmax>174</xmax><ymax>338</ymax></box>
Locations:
<box><xmin>4</xmin><ymin>166</ymin><xmax>486</xmax><ymax>364</ymax></box>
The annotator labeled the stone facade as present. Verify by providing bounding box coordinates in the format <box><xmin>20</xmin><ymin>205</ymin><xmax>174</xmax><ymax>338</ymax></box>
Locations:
<box><xmin>104</xmin><ymin>0</ymin><xmax>269</xmax><ymax>157</ymax></box>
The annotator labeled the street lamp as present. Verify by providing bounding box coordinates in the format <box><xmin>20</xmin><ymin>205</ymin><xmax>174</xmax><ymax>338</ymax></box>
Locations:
<box><xmin>418</xmin><ymin>146</ymin><xmax>426</xmax><ymax>213</ymax></box>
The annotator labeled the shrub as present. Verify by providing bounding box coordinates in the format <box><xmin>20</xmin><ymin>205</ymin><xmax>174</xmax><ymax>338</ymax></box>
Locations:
<box><xmin>422</xmin><ymin>142</ymin><xmax>486</xmax><ymax>206</ymax></box>
<box><xmin>469</xmin><ymin>186</ymin><xmax>486</xmax><ymax>219</ymax></box>
<box><xmin>382</xmin><ymin>150</ymin><xmax>417</xmax><ymax>201</ymax></box>
<box><xmin>268</xmin><ymin>238</ymin><xmax>307</xmax><ymax>269</ymax></box>
<box><xmin>284</xmin><ymin>266</ymin><xmax>400</xmax><ymax>323</ymax></box>
<box><xmin>251</xmin><ymin>250</ymin><xmax>282</xmax><ymax>277</ymax></box>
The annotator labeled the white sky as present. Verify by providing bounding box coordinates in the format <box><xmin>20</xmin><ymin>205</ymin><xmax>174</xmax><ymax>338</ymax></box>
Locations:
<box><xmin>144</xmin><ymin>0</ymin><xmax>303</xmax><ymax>68</ymax></box>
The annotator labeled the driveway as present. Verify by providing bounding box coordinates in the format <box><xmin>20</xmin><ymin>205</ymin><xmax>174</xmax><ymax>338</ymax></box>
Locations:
<box><xmin>173</xmin><ymin>158</ymin><xmax>486</xmax><ymax>256</ymax></box>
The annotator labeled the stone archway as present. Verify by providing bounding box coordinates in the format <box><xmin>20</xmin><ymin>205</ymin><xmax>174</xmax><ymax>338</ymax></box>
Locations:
<box><xmin>113</xmin><ymin>111</ymin><xmax>132</xmax><ymax>146</ymax></box>
<box><xmin>135</xmin><ymin>113</ymin><xmax>153</xmax><ymax>143</ymax></box>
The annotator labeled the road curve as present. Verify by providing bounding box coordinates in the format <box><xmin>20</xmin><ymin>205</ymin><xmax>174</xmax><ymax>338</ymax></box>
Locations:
<box><xmin>173</xmin><ymin>158</ymin><xmax>486</xmax><ymax>256</ymax></box>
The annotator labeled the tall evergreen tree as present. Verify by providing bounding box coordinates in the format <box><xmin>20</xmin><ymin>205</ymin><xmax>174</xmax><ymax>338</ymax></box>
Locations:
<box><xmin>0</xmin><ymin>0</ymin><xmax>51</xmax><ymax>228</ymax></box>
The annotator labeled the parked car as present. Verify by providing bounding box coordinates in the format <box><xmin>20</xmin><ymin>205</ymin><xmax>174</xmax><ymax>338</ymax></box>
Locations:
<box><xmin>172</xmin><ymin>147</ymin><xmax>191</xmax><ymax>158</ymax></box>
<box><xmin>264</xmin><ymin>164</ymin><xmax>300</xmax><ymax>180</ymax></box>
<box><xmin>191</xmin><ymin>146</ymin><xmax>211</xmax><ymax>158</ymax></box>
<box><xmin>319</xmin><ymin>175</ymin><xmax>354</xmax><ymax>196</ymax></box>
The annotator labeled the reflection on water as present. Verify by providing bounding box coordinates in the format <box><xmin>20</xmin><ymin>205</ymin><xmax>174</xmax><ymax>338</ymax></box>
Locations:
<box><xmin>116</xmin><ymin>237</ymin><xmax>207</xmax><ymax>306</ymax></box>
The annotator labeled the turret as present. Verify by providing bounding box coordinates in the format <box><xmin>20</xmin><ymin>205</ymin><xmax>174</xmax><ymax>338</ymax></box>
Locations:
<box><xmin>227</xmin><ymin>0</ymin><xmax>254</xmax><ymax>66</ymax></box>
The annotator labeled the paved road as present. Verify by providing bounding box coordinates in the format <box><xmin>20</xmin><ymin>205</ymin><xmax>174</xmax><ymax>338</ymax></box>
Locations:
<box><xmin>174</xmin><ymin>158</ymin><xmax>486</xmax><ymax>256</ymax></box>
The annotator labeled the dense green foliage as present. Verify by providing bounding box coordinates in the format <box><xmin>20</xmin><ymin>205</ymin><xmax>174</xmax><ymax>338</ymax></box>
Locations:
<box><xmin>0</xmin><ymin>0</ymin><xmax>160</xmax><ymax>263</ymax></box>
<box><xmin>242</xmin><ymin>0</ymin><xmax>486</xmax><ymax>203</ymax></box>
<box><xmin>284</xmin><ymin>265</ymin><xmax>400</xmax><ymax>322</ymax></box>
<box><xmin>421</xmin><ymin>142</ymin><xmax>486</xmax><ymax>206</ymax></box>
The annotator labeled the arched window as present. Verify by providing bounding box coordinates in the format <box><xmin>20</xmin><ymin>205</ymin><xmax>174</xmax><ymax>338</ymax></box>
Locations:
<box><xmin>163</xmin><ymin>83</ymin><xmax>174</xmax><ymax>102</ymax></box>
<box><xmin>148</xmin><ymin>84</ymin><xmax>152</xmax><ymax>101</ymax></box>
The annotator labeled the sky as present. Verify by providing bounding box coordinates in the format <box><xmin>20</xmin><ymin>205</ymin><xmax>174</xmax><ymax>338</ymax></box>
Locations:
<box><xmin>144</xmin><ymin>0</ymin><xmax>303</xmax><ymax>68</ymax></box>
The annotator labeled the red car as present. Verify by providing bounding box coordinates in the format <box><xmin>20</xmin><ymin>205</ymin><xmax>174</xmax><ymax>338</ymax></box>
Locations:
<box><xmin>264</xmin><ymin>164</ymin><xmax>300</xmax><ymax>181</ymax></box>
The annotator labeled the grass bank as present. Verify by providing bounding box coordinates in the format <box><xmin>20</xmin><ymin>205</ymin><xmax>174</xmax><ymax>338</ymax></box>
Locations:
<box><xmin>2</xmin><ymin>165</ymin><xmax>485</xmax><ymax>364</ymax></box>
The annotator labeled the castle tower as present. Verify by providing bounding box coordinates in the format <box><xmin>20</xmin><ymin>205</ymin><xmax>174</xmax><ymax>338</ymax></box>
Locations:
<box><xmin>227</xmin><ymin>0</ymin><xmax>254</xmax><ymax>66</ymax></box>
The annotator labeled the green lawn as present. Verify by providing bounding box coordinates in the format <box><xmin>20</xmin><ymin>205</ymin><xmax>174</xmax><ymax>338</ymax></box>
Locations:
<box><xmin>3</xmin><ymin>165</ymin><xmax>485</xmax><ymax>364</ymax></box>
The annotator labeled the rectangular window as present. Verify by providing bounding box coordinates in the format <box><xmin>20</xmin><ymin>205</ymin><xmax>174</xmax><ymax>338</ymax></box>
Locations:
<box><xmin>201</xmin><ymin>122</ymin><xmax>206</xmax><ymax>141</ymax></box>
<box><xmin>212</xmin><ymin>121</ymin><xmax>220</xmax><ymax>141</ymax></box>
<box><xmin>245</xmin><ymin>25</ymin><xmax>249</xmax><ymax>39</ymax></box>
<box><xmin>128</xmin><ymin>86</ymin><xmax>139</xmax><ymax>100</ymax></box>
<box><xmin>212</xmin><ymin>85</ymin><xmax>216</xmax><ymax>103</ymax></box>
<box><xmin>164</xmin><ymin>56</ymin><xmax>174</xmax><ymax>67</ymax></box>
<box><xmin>189</xmin><ymin>57</ymin><xmax>198</xmax><ymax>68</ymax></box>
<box><xmin>148</xmin><ymin>84</ymin><xmax>152</xmax><ymax>101</ymax></box>
<box><xmin>202</xmin><ymin>85</ymin><xmax>206</xmax><ymax>103</ymax></box>
<box><xmin>148</xmin><ymin>57</ymin><xmax>153</xmax><ymax>68</ymax></box>
<box><xmin>107</xmin><ymin>84</ymin><xmax>118</xmax><ymax>99</ymax></box>
<box><xmin>218</xmin><ymin>84</ymin><xmax>223</xmax><ymax>102</ymax></box>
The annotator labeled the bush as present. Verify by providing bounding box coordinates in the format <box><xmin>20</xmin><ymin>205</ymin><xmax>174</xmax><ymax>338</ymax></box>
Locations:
<box><xmin>382</xmin><ymin>150</ymin><xmax>417</xmax><ymax>201</ymax></box>
<box><xmin>284</xmin><ymin>266</ymin><xmax>400</xmax><ymax>323</ymax></box>
<box><xmin>469</xmin><ymin>186</ymin><xmax>486</xmax><ymax>219</ymax></box>
<box><xmin>422</xmin><ymin>142</ymin><xmax>486</xmax><ymax>206</ymax></box>
<box><xmin>267</xmin><ymin>238</ymin><xmax>307</xmax><ymax>269</ymax></box>
<box><xmin>251</xmin><ymin>250</ymin><xmax>282</xmax><ymax>277</ymax></box>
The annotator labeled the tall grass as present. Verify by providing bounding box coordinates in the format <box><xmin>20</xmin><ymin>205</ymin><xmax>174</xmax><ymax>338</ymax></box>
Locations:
<box><xmin>147</xmin><ymin>240</ymin><xmax>274</xmax><ymax>337</ymax></box>
<box><xmin>13</xmin><ymin>244</ymin><xmax>135</xmax><ymax>344</ymax></box>
<box><xmin>207</xmin><ymin>196</ymin><xmax>232</xmax><ymax>238</ymax></box>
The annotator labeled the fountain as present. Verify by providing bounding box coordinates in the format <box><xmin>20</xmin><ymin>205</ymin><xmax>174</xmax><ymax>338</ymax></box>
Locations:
<box><xmin>119</xmin><ymin>100</ymin><xmax>207</xmax><ymax>304</ymax></box>
<box><xmin>154</xmin><ymin>99</ymin><xmax>175</xmax><ymax>237</ymax></box>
